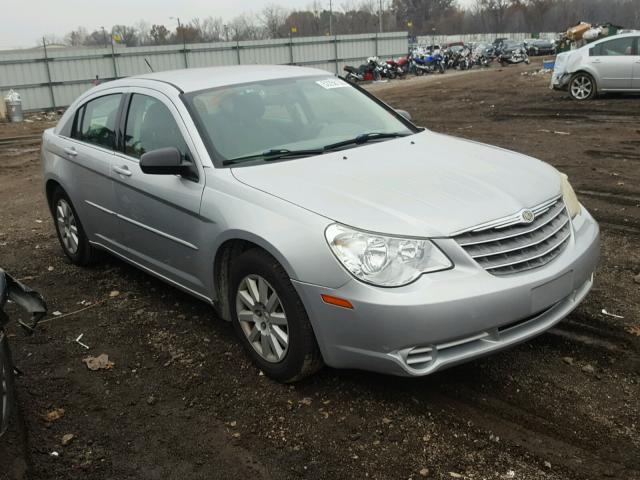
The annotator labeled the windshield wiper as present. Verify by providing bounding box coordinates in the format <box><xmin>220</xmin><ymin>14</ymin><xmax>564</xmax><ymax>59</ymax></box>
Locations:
<box><xmin>223</xmin><ymin>148</ymin><xmax>325</xmax><ymax>166</ymax></box>
<box><xmin>223</xmin><ymin>132</ymin><xmax>411</xmax><ymax>166</ymax></box>
<box><xmin>322</xmin><ymin>132</ymin><xmax>411</xmax><ymax>152</ymax></box>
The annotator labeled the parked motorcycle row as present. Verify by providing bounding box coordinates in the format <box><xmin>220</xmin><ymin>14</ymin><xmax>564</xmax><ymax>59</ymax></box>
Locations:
<box><xmin>343</xmin><ymin>40</ymin><xmax>531</xmax><ymax>83</ymax></box>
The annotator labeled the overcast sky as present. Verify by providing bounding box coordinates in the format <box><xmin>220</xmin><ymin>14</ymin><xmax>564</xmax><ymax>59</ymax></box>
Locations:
<box><xmin>2</xmin><ymin>0</ymin><xmax>475</xmax><ymax>49</ymax></box>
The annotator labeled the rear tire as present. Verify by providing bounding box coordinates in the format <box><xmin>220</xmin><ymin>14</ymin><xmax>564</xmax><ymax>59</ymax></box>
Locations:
<box><xmin>51</xmin><ymin>187</ymin><xmax>98</xmax><ymax>265</ymax></box>
<box><xmin>569</xmin><ymin>72</ymin><xmax>596</xmax><ymax>101</ymax></box>
<box><xmin>229</xmin><ymin>249</ymin><xmax>323</xmax><ymax>383</ymax></box>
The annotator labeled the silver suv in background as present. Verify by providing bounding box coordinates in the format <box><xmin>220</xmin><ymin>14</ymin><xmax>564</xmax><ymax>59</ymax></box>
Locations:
<box><xmin>552</xmin><ymin>33</ymin><xmax>640</xmax><ymax>100</ymax></box>
<box><xmin>42</xmin><ymin>66</ymin><xmax>600</xmax><ymax>382</ymax></box>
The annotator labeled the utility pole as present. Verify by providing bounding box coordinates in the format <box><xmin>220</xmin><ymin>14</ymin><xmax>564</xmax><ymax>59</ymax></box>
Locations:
<box><xmin>379</xmin><ymin>0</ymin><xmax>383</xmax><ymax>33</ymax></box>
<box><xmin>101</xmin><ymin>26</ymin><xmax>108</xmax><ymax>48</ymax></box>
<box><xmin>171</xmin><ymin>16</ymin><xmax>188</xmax><ymax>68</ymax></box>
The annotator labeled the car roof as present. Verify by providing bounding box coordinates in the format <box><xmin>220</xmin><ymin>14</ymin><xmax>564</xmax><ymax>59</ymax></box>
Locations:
<box><xmin>106</xmin><ymin>65</ymin><xmax>331</xmax><ymax>94</ymax></box>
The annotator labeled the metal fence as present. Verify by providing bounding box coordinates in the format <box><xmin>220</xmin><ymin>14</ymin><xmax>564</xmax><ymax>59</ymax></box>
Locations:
<box><xmin>415</xmin><ymin>32</ymin><xmax>558</xmax><ymax>45</ymax></box>
<box><xmin>0</xmin><ymin>32</ymin><xmax>408</xmax><ymax>112</ymax></box>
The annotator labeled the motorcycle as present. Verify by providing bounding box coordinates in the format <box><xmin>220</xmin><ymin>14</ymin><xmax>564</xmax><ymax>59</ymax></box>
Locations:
<box><xmin>410</xmin><ymin>49</ymin><xmax>445</xmax><ymax>75</ymax></box>
<box><xmin>343</xmin><ymin>57</ymin><xmax>382</xmax><ymax>82</ymax></box>
<box><xmin>498</xmin><ymin>46</ymin><xmax>530</xmax><ymax>66</ymax></box>
<box><xmin>0</xmin><ymin>269</ymin><xmax>46</xmax><ymax>436</ymax></box>
<box><xmin>385</xmin><ymin>56</ymin><xmax>409</xmax><ymax>78</ymax></box>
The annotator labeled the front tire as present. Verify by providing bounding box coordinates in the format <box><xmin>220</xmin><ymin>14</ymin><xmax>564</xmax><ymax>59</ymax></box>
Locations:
<box><xmin>229</xmin><ymin>249</ymin><xmax>323</xmax><ymax>382</ymax></box>
<box><xmin>569</xmin><ymin>72</ymin><xmax>596</xmax><ymax>101</ymax></box>
<box><xmin>51</xmin><ymin>187</ymin><xmax>98</xmax><ymax>265</ymax></box>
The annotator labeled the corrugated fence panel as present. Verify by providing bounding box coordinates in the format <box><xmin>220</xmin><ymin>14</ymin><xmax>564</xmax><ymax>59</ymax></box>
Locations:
<box><xmin>415</xmin><ymin>32</ymin><xmax>558</xmax><ymax>45</ymax></box>
<box><xmin>49</xmin><ymin>56</ymin><xmax>114</xmax><ymax>83</ymax></box>
<box><xmin>2</xmin><ymin>32</ymin><xmax>411</xmax><ymax>110</ymax></box>
<box><xmin>0</xmin><ymin>61</ymin><xmax>49</xmax><ymax>87</ymax></box>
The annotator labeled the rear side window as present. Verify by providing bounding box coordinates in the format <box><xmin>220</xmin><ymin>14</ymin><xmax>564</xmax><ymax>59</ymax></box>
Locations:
<box><xmin>73</xmin><ymin>94</ymin><xmax>122</xmax><ymax>149</ymax></box>
<box><xmin>590</xmin><ymin>37</ymin><xmax>635</xmax><ymax>56</ymax></box>
<box><xmin>124</xmin><ymin>94</ymin><xmax>190</xmax><ymax>160</ymax></box>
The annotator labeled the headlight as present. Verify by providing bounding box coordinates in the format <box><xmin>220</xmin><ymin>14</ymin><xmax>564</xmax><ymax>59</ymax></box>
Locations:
<box><xmin>325</xmin><ymin>224</ymin><xmax>452</xmax><ymax>287</ymax></box>
<box><xmin>560</xmin><ymin>173</ymin><xmax>581</xmax><ymax>218</ymax></box>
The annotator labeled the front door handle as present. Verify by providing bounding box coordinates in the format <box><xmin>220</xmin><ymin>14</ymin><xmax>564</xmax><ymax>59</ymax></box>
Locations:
<box><xmin>63</xmin><ymin>146</ymin><xmax>78</xmax><ymax>157</ymax></box>
<box><xmin>113</xmin><ymin>165</ymin><xmax>132</xmax><ymax>177</ymax></box>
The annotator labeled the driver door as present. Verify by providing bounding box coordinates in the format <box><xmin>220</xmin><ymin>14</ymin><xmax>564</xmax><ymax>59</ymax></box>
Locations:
<box><xmin>111</xmin><ymin>89</ymin><xmax>207</xmax><ymax>297</ymax></box>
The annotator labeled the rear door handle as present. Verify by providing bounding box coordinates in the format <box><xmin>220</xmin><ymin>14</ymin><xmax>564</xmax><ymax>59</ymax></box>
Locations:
<box><xmin>63</xmin><ymin>146</ymin><xmax>78</xmax><ymax>157</ymax></box>
<box><xmin>591</xmin><ymin>59</ymin><xmax>601</xmax><ymax>63</ymax></box>
<box><xmin>113</xmin><ymin>165</ymin><xmax>132</xmax><ymax>177</ymax></box>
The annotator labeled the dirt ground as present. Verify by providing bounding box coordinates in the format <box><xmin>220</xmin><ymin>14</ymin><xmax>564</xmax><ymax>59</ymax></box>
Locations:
<box><xmin>0</xmin><ymin>60</ymin><xmax>639</xmax><ymax>480</ymax></box>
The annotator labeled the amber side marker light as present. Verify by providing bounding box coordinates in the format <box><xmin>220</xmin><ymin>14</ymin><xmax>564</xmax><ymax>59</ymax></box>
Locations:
<box><xmin>321</xmin><ymin>294</ymin><xmax>354</xmax><ymax>309</ymax></box>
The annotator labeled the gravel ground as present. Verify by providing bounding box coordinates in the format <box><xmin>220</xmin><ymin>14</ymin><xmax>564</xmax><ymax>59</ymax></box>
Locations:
<box><xmin>0</xmin><ymin>60</ymin><xmax>639</xmax><ymax>480</ymax></box>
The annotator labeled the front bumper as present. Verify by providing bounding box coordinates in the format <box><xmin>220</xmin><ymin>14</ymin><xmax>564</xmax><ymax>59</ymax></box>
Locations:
<box><xmin>551</xmin><ymin>72</ymin><xmax>571</xmax><ymax>91</ymax></box>
<box><xmin>293</xmin><ymin>208</ymin><xmax>600</xmax><ymax>377</ymax></box>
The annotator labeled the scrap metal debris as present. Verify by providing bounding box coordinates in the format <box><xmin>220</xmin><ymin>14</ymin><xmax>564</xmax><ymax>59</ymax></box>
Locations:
<box><xmin>75</xmin><ymin>333</ymin><xmax>89</xmax><ymax>350</ymax></box>
<box><xmin>601</xmin><ymin>309</ymin><xmax>624</xmax><ymax>319</ymax></box>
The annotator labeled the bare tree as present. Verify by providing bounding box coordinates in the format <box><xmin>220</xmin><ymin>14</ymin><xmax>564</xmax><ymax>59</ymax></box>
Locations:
<box><xmin>150</xmin><ymin>24</ymin><xmax>170</xmax><ymax>45</ymax></box>
<box><xmin>261</xmin><ymin>4</ymin><xmax>290</xmax><ymax>38</ymax></box>
<box><xmin>65</xmin><ymin>27</ymin><xmax>88</xmax><ymax>47</ymax></box>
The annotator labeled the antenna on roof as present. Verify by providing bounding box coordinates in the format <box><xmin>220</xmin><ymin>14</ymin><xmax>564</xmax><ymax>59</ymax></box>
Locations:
<box><xmin>144</xmin><ymin>58</ymin><xmax>154</xmax><ymax>72</ymax></box>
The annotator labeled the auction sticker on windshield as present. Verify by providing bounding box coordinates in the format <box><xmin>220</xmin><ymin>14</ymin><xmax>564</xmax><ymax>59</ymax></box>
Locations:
<box><xmin>316</xmin><ymin>78</ymin><xmax>349</xmax><ymax>89</ymax></box>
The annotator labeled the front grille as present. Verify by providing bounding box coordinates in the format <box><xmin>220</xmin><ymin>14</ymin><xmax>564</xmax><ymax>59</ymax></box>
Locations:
<box><xmin>454</xmin><ymin>197</ymin><xmax>571</xmax><ymax>276</ymax></box>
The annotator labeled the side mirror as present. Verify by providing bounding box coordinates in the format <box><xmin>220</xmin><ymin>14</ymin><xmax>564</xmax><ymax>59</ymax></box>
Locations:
<box><xmin>395</xmin><ymin>109</ymin><xmax>412</xmax><ymax>121</ymax></box>
<box><xmin>140</xmin><ymin>147</ymin><xmax>191</xmax><ymax>176</ymax></box>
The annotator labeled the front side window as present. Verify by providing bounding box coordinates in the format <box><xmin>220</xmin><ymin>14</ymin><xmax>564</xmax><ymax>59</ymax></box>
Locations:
<box><xmin>185</xmin><ymin>76</ymin><xmax>414</xmax><ymax>164</ymax></box>
<box><xmin>124</xmin><ymin>94</ymin><xmax>190</xmax><ymax>160</ymax></box>
<box><xmin>73</xmin><ymin>94</ymin><xmax>122</xmax><ymax>149</ymax></box>
<box><xmin>590</xmin><ymin>37</ymin><xmax>635</xmax><ymax>56</ymax></box>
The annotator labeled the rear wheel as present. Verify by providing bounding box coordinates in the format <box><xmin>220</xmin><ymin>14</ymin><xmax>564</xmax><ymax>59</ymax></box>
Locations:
<box><xmin>51</xmin><ymin>187</ymin><xmax>98</xmax><ymax>265</ymax></box>
<box><xmin>229</xmin><ymin>249</ymin><xmax>323</xmax><ymax>382</ymax></box>
<box><xmin>569</xmin><ymin>72</ymin><xmax>596</xmax><ymax>101</ymax></box>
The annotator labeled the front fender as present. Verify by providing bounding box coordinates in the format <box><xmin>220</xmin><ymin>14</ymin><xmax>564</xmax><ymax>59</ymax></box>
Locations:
<box><xmin>200</xmin><ymin>169</ymin><xmax>351</xmax><ymax>292</ymax></box>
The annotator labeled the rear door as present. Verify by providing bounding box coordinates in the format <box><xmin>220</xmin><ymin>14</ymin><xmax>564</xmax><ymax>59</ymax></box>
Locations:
<box><xmin>111</xmin><ymin>88</ymin><xmax>207</xmax><ymax>297</ymax></box>
<box><xmin>50</xmin><ymin>92</ymin><xmax>123</xmax><ymax>246</ymax></box>
<box><xmin>589</xmin><ymin>36</ymin><xmax>634</xmax><ymax>90</ymax></box>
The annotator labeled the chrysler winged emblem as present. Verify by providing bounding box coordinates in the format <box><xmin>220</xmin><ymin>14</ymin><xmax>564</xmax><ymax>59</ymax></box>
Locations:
<box><xmin>519</xmin><ymin>209</ymin><xmax>535</xmax><ymax>224</ymax></box>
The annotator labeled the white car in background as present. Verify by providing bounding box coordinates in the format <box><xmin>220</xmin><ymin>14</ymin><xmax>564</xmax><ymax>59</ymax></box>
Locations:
<box><xmin>552</xmin><ymin>33</ymin><xmax>640</xmax><ymax>100</ymax></box>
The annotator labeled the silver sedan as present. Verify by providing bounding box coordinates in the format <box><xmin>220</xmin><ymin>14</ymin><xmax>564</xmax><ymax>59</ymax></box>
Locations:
<box><xmin>42</xmin><ymin>65</ymin><xmax>600</xmax><ymax>381</ymax></box>
<box><xmin>552</xmin><ymin>33</ymin><xmax>640</xmax><ymax>100</ymax></box>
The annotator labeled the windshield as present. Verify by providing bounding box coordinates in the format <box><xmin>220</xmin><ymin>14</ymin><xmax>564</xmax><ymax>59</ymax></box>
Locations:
<box><xmin>184</xmin><ymin>75</ymin><xmax>414</xmax><ymax>165</ymax></box>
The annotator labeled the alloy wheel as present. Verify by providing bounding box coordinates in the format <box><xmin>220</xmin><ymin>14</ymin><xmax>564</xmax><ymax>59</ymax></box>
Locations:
<box><xmin>56</xmin><ymin>199</ymin><xmax>79</xmax><ymax>255</ymax></box>
<box><xmin>235</xmin><ymin>274</ymin><xmax>289</xmax><ymax>363</ymax></box>
<box><xmin>571</xmin><ymin>75</ymin><xmax>593</xmax><ymax>100</ymax></box>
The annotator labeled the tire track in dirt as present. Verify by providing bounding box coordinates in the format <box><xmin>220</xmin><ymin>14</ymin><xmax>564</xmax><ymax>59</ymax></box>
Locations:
<box><xmin>429</xmin><ymin>389</ymin><xmax>639</xmax><ymax>480</ymax></box>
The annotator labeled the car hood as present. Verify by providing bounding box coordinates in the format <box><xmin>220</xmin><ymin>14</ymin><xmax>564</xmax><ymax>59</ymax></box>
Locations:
<box><xmin>231</xmin><ymin>130</ymin><xmax>561</xmax><ymax>237</ymax></box>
